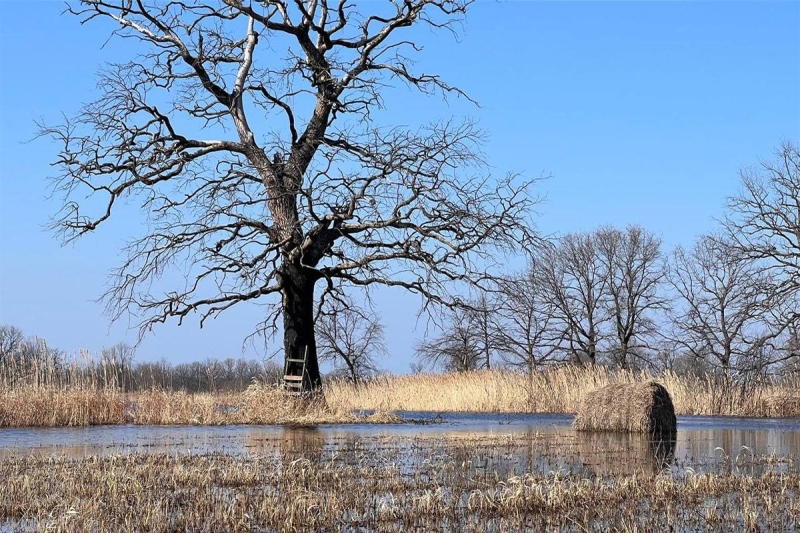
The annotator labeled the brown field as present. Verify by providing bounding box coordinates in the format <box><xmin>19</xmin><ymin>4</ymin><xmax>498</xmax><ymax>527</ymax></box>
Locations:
<box><xmin>1</xmin><ymin>364</ymin><xmax>799</xmax><ymax>427</ymax></box>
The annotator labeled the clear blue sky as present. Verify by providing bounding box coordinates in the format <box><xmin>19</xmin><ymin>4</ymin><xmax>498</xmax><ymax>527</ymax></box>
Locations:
<box><xmin>1</xmin><ymin>1</ymin><xmax>799</xmax><ymax>373</ymax></box>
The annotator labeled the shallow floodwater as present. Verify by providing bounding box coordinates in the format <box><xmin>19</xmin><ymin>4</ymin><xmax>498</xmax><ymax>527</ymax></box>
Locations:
<box><xmin>1</xmin><ymin>413</ymin><xmax>798</xmax><ymax>477</ymax></box>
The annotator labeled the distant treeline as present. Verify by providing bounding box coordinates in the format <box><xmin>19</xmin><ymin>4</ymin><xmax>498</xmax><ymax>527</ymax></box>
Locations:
<box><xmin>0</xmin><ymin>325</ymin><xmax>281</xmax><ymax>393</ymax></box>
<box><xmin>415</xmin><ymin>225</ymin><xmax>800</xmax><ymax>381</ymax></box>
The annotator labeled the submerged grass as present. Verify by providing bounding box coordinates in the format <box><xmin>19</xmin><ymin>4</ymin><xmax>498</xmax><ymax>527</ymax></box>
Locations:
<box><xmin>0</xmin><ymin>444</ymin><xmax>798</xmax><ymax>532</ymax></box>
<box><xmin>1</xmin><ymin>365</ymin><xmax>799</xmax><ymax>427</ymax></box>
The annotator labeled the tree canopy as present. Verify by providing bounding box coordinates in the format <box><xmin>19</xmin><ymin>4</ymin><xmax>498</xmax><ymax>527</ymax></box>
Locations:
<box><xmin>43</xmin><ymin>0</ymin><xmax>540</xmax><ymax>390</ymax></box>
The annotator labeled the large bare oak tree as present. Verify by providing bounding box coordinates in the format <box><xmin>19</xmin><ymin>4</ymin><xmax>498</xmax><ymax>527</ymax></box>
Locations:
<box><xmin>42</xmin><ymin>0</ymin><xmax>538</xmax><ymax>391</ymax></box>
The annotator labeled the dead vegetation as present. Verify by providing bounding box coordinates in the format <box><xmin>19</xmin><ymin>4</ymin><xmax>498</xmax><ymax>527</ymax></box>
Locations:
<box><xmin>1</xmin><ymin>363</ymin><xmax>799</xmax><ymax>427</ymax></box>
<box><xmin>0</xmin><ymin>445</ymin><xmax>797</xmax><ymax>533</ymax></box>
<box><xmin>0</xmin><ymin>383</ymin><xmax>400</xmax><ymax>428</ymax></box>
<box><xmin>573</xmin><ymin>380</ymin><xmax>677</xmax><ymax>438</ymax></box>
<box><xmin>328</xmin><ymin>366</ymin><xmax>800</xmax><ymax>418</ymax></box>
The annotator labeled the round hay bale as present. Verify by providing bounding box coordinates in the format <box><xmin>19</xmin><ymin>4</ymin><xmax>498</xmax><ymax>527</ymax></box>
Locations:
<box><xmin>573</xmin><ymin>379</ymin><xmax>677</xmax><ymax>438</ymax></box>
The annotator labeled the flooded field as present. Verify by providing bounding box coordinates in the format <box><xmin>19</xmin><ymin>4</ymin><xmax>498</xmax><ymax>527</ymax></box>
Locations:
<box><xmin>1</xmin><ymin>413</ymin><xmax>799</xmax><ymax>531</ymax></box>
<box><xmin>1</xmin><ymin>413</ymin><xmax>798</xmax><ymax>475</ymax></box>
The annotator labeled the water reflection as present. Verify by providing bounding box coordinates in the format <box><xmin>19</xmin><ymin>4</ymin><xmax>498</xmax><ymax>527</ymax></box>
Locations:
<box><xmin>0</xmin><ymin>414</ymin><xmax>797</xmax><ymax>477</ymax></box>
<box><xmin>278</xmin><ymin>426</ymin><xmax>326</xmax><ymax>459</ymax></box>
<box><xmin>577</xmin><ymin>432</ymin><xmax>676</xmax><ymax>477</ymax></box>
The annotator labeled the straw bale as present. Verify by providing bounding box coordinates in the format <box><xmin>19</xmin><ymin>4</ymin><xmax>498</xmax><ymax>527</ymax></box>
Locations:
<box><xmin>573</xmin><ymin>379</ymin><xmax>676</xmax><ymax>438</ymax></box>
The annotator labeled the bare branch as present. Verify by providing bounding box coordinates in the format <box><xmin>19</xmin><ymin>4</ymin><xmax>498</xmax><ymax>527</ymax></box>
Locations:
<box><xmin>45</xmin><ymin>0</ymin><xmax>535</xmax><ymax>391</ymax></box>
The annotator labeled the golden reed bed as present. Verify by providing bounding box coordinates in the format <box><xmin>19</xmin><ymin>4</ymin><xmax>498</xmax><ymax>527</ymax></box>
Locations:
<box><xmin>0</xmin><ymin>384</ymin><xmax>399</xmax><ymax>428</ymax></box>
<box><xmin>327</xmin><ymin>367</ymin><xmax>800</xmax><ymax>418</ymax></box>
<box><xmin>1</xmin><ymin>366</ymin><xmax>798</xmax><ymax>427</ymax></box>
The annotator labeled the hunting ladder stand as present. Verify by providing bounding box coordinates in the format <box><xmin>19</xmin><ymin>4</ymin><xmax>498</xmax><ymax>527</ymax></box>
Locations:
<box><xmin>283</xmin><ymin>345</ymin><xmax>308</xmax><ymax>392</ymax></box>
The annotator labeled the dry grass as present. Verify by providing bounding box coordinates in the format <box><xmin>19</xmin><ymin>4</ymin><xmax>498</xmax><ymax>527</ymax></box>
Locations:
<box><xmin>0</xmin><ymin>389</ymin><xmax>127</xmax><ymax>427</ymax></box>
<box><xmin>573</xmin><ymin>379</ymin><xmax>677</xmax><ymax>437</ymax></box>
<box><xmin>0</xmin><ymin>447</ymin><xmax>797</xmax><ymax>532</ymax></box>
<box><xmin>327</xmin><ymin>366</ymin><xmax>800</xmax><ymax>418</ymax></box>
<box><xmin>1</xmin><ymin>364</ymin><xmax>799</xmax><ymax>427</ymax></box>
<box><xmin>0</xmin><ymin>383</ymin><xmax>400</xmax><ymax>428</ymax></box>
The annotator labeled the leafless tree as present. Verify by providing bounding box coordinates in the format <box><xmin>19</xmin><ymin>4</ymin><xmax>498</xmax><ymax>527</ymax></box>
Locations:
<box><xmin>316</xmin><ymin>296</ymin><xmax>386</xmax><ymax>383</ymax></box>
<box><xmin>492</xmin><ymin>271</ymin><xmax>561</xmax><ymax>371</ymax></box>
<box><xmin>778</xmin><ymin>324</ymin><xmax>800</xmax><ymax>376</ymax></box>
<box><xmin>100</xmin><ymin>342</ymin><xmax>136</xmax><ymax>390</ymax></box>
<box><xmin>415</xmin><ymin>304</ymin><xmax>487</xmax><ymax>373</ymax></box>
<box><xmin>518</xmin><ymin>227</ymin><xmax>666</xmax><ymax>370</ymax></box>
<box><xmin>0</xmin><ymin>325</ymin><xmax>25</xmax><ymax>363</ymax></box>
<box><xmin>534</xmin><ymin>234</ymin><xmax>607</xmax><ymax>365</ymax></box>
<box><xmin>595</xmin><ymin>225</ymin><xmax>667</xmax><ymax>369</ymax></box>
<box><xmin>4</xmin><ymin>336</ymin><xmax>63</xmax><ymax>385</ymax></box>
<box><xmin>470</xmin><ymin>293</ymin><xmax>495</xmax><ymax>370</ymax></box>
<box><xmin>130</xmin><ymin>358</ymin><xmax>174</xmax><ymax>390</ymax></box>
<box><xmin>667</xmin><ymin>235</ymin><xmax>792</xmax><ymax>376</ymax></box>
<box><xmin>717</xmin><ymin>141</ymin><xmax>800</xmax><ymax>376</ymax></box>
<box><xmin>171</xmin><ymin>361</ymin><xmax>209</xmax><ymax>393</ymax></box>
<box><xmin>724</xmin><ymin>142</ymin><xmax>800</xmax><ymax>299</ymax></box>
<box><xmin>42</xmin><ymin>1</ymin><xmax>540</xmax><ymax>391</ymax></box>
<box><xmin>132</xmin><ymin>356</ymin><xmax>278</xmax><ymax>391</ymax></box>
<box><xmin>788</xmin><ymin>324</ymin><xmax>800</xmax><ymax>362</ymax></box>
<box><xmin>213</xmin><ymin>356</ymin><xmax>264</xmax><ymax>390</ymax></box>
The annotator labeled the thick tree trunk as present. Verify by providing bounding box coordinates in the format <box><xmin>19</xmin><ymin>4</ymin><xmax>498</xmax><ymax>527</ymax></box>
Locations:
<box><xmin>619</xmin><ymin>343</ymin><xmax>629</xmax><ymax>370</ymax></box>
<box><xmin>345</xmin><ymin>358</ymin><xmax>359</xmax><ymax>385</ymax></box>
<box><xmin>585</xmin><ymin>341</ymin><xmax>597</xmax><ymax>365</ymax></box>
<box><xmin>280</xmin><ymin>262</ymin><xmax>322</xmax><ymax>392</ymax></box>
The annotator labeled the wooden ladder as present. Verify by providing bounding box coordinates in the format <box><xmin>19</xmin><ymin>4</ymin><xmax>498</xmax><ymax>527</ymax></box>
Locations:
<box><xmin>283</xmin><ymin>345</ymin><xmax>308</xmax><ymax>392</ymax></box>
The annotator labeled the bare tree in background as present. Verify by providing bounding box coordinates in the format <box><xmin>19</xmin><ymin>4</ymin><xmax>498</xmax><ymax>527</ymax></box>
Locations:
<box><xmin>535</xmin><ymin>234</ymin><xmax>607</xmax><ymax>365</ymax></box>
<box><xmin>0</xmin><ymin>335</ymin><xmax>63</xmax><ymax>384</ymax></box>
<box><xmin>493</xmin><ymin>271</ymin><xmax>561</xmax><ymax>371</ymax></box>
<box><xmin>42</xmin><ymin>1</ymin><xmax>540</xmax><ymax>391</ymax></box>
<box><xmin>100</xmin><ymin>342</ymin><xmax>136</xmax><ymax>391</ymax></box>
<box><xmin>667</xmin><ymin>236</ymin><xmax>792</xmax><ymax>376</ymax></box>
<box><xmin>724</xmin><ymin>141</ymin><xmax>800</xmax><ymax>323</ymax></box>
<box><xmin>515</xmin><ymin>227</ymin><xmax>665</xmax><ymax>370</ymax></box>
<box><xmin>316</xmin><ymin>296</ymin><xmax>386</xmax><ymax>383</ymax></box>
<box><xmin>778</xmin><ymin>324</ymin><xmax>800</xmax><ymax>375</ymax></box>
<box><xmin>472</xmin><ymin>293</ymin><xmax>495</xmax><ymax>370</ymax></box>
<box><xmin>595</xmin><ymin>225</ymin><xmax>666</xmax><ymax>369</ymax></box>
<box><xmin>0</xmin><ymin>326</ymin><xmax>25</xmax><ymax>363</ymax></box>
<box><xmin>416</xmin><ymin>304</ymin><xmax>487</xmax><ymax>372</ymax></box>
